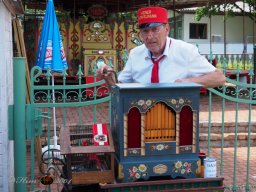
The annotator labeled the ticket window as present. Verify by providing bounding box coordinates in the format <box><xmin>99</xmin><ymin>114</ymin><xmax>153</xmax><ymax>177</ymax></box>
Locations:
<box><xmin>83</xmin><ymin>49</ymin><xmax>117</xmax><ymax>76</ymax></box>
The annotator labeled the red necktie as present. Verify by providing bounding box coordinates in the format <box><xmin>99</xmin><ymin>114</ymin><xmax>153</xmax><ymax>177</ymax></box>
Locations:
<box><xmin>151</xmin><ymin>55</ymin><xmax>165</xmax><ymax>83</ymax></box>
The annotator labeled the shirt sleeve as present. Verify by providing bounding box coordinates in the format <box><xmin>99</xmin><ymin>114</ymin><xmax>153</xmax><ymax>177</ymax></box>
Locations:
<box><xmin>117</xmin><ymin>56</ymin><xmax>133</xmax><ymax>83</ymax></box>
<box><xmin>187</xmin><ymin>45</ymin><xmax>216</xmax><ymax>77</ymax></box>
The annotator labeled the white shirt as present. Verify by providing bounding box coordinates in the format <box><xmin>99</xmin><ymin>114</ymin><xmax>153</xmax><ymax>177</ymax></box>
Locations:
<box><xmin>118</xmin><ymin>37</ymin><xmax>215</xmax><ymax>83</ymax></box>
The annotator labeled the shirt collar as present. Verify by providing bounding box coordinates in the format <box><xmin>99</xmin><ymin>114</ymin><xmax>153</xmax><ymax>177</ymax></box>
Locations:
<box><xmin>144</xmin><ymin>37</ymin><xmax>171</xmax><ymax>60</ymax></box>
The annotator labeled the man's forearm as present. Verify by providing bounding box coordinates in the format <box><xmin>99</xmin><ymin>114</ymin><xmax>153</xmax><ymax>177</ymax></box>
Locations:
<box><xmin>175</xmin><ymin>69</ymin><xmax>226</xmax><ymax>88</ymax></box>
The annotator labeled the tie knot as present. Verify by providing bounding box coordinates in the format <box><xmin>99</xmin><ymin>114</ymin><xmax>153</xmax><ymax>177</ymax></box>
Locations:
<box><xmin>152</xmin><ymin>55</ymin><xmax>165</xmax><ymax>62</ymax></box>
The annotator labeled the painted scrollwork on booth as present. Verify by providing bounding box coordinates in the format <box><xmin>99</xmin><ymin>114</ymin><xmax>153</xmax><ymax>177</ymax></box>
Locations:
<box><xmin>85</xmin><ymin>21</ymin><xmax>110</xmax><ymax>43</ymax></box>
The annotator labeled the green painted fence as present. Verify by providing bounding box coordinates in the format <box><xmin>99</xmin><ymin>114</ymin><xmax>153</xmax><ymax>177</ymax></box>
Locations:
<box><xmin>206</xmin><ymin>54</ymin><xmax>256</xmax><ymax>192</ymax></box>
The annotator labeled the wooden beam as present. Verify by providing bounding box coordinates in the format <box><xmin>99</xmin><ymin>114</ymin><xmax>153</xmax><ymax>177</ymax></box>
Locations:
<box><xmin>3</xmin><ymin>0</ymin><xmax>24</xmax><ymax>15</ymax></box>
<box><xmin>12</xmin><ymin>18</ymin><xmax>31</xmax><ymax>104</ymax></box>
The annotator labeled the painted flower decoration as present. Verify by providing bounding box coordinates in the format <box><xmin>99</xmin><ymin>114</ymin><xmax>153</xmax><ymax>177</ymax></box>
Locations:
<box><xmin>129</xmin><ymin>169</ymin><xmax>136</xmax><ymax>178</ymax></box>
<box><xmin>175</xmin><ymin>161</ymin><xmax>182</xmax><ymax>169</ymax></box>
<box><xmin>138</xmin><ymin>100</ymin><xmax>145</xmax><ymax>106</ymax></box>
<box><xmin>128</xmin><ymin>164</ymin><xmax>148</xmax><ymax>181</ymax></box>
<box><xmin>145</xmin><ymin>99</ymin><xmax>152</xmax><ymax>106</ymax></box>
<box><xmin>156</xmin><ymin>144</ymin><xmax>164</xmax><ymax>151</ymax></box>
<box><xmin>138</xmin><ymin>164</ymin><xmax>147</xmax><ymax>172</ymax></box>
<box><xmin>150</xmin><ymin>144</ymin><xmax>169</xmax><ymax>151</ymax></box>
<box><xmin>135</xmin><ymin>173</ymin><xmax>141</xmax><ymax>179</ymax></box>
<box><xmin>179</xmin><ymin>98</ymin><xmax>184</xmax><ymax>104</ymax></box>
<box><xmin>171</xmin><ymin>99</ymin><xmax>177</xmax><ymax>104</ymax></box>
<box><xmin>132</xmin><ymin>149</ymin><xmax>138</xmax><ymax>154</ymax></box>
<box><xmin>173</xmin><ymin>161</ymin><xmax>193</xmax><ymax>175</ymax></box>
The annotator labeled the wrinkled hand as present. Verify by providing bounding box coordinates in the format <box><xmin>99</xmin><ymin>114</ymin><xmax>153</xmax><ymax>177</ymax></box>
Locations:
<box><xmin>96</xmin><ymin>63</ymin><xmax>116</xmax><ymax>86</ymax></box>
<box><xmin>96</xmin><ymin>63</ymin><xmax>113</xmax><ymax>79</ymax></box>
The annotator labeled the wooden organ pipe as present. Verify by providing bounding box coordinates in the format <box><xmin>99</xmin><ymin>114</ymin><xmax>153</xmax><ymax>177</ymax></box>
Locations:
<box><xmin>141</xmin><ymin>115</ymin><xmax>145</xmax><ymax>156</ymax></box>
<box><xmin>145</xmin><ymin>103</ymin><xmax>175</xmax><ymax>142</ymax></box>
<box><xmin>193</xmin><ymin>112</ymin><xmax>197</xmax><ymax>153</ymax></box>
<box><xmin>123</xmin><ymin>114</ymin><xmax>128</xmax><ymax>156</ymax></box>
<box><xmin>176</xmin><ymin>113</ymin><xmax>180</xmax><ymax>154</ymax></box>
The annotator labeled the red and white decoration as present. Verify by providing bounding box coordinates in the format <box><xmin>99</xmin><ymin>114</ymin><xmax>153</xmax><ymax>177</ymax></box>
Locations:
<box><xmin>92</xmin><ymin>124</ymin><xmax>109</xmax><ymax>146</ymax></box>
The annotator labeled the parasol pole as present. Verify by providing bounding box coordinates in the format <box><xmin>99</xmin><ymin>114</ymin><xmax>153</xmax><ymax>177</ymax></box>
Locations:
<box><xmin>52</xmin><ymin>74</ymin><xmax>58</xmax><ymax>148</ymax></box>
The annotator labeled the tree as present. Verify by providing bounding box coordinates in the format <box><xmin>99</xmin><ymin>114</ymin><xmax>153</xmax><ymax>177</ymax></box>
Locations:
<box><xmin>195</xmin><ymin>0</ymin><xmax>256</xmax><ymax>21</ymax></box>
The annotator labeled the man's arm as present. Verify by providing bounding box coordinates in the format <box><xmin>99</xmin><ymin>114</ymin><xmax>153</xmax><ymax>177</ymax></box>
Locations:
<box><xmin>175</xmin><ymin>69</ymin><xmax>226</xmax><ymax>88</ymax></box>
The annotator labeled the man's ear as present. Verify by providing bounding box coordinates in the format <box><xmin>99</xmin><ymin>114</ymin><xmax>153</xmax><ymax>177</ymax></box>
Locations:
<box><xmin>165</xmin><ymin>24</ymin><xmax>170</xmax><ymax>33</ymax></box>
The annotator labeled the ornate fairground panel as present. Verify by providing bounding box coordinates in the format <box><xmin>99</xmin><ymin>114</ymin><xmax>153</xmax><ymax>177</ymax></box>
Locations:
<box><xmin>24</xmin><ymin>4</ymin><xmax>143</xmax><ymax>75</ymax></box>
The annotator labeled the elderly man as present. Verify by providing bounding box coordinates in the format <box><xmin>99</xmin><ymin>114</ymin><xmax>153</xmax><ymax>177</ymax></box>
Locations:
<box><xmin>97</xmin><ymin>6</ymin><xmax>225</xmax><ymax>88</ymax></box>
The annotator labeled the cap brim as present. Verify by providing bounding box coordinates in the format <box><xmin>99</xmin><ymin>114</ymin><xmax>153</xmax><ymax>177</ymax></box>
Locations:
<box><xmin>139</xmin><ymin>22</ymin><xmax>163</xmax><ymax>29</ymax></box>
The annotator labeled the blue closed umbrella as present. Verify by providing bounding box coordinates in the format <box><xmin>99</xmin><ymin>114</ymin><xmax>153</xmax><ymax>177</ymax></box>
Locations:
<box><xmin>35</xmin><ymin>0</ymin><xmax>68</xmax><ymax>148</ymax></box>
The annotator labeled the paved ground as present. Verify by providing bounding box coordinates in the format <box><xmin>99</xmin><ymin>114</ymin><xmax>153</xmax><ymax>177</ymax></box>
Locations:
<box><xmin>200</xmin><ymin>94</ymin><xmax>256</xmax><ymax>123</ymax></box>
<box><xmin>26</xmin><ymin>94</ymin><xmax>256</xmax><ymax>191</ymax></box>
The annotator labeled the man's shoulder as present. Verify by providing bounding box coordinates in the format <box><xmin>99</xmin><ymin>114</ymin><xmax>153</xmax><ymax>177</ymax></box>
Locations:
<box><xmin>130</xmin><ymin>44</ymin><xmax>147</xmax><ymax>55</ymax></box>
<box><xmin>170</xmin><ymin>38</ymin><xmax>194</xmax><ymax>48</ymax></box>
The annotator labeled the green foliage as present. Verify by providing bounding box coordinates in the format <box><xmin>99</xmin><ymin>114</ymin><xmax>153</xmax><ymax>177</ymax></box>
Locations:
<box><xmin>194</xmin><ymin>5</ymin><xmax>219</xmax><ymax>21</ymax></box>
<box><xmin>195</xmin><ymin>1</ymin><xmax>256</xmax><ymax>21</ymax></box>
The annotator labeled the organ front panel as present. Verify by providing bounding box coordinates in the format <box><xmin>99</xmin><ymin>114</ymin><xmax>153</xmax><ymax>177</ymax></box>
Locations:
<box><xmin>111</xmin><ymin>83</ymin><xmax>202</xmax><ymax>182</ymax></box>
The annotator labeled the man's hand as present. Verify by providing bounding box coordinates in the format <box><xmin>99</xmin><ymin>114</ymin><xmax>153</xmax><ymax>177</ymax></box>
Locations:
<box><xmin>96</xmin><ymin>63</ymin><xmax>116</xmax><ymax>86</ymax></box>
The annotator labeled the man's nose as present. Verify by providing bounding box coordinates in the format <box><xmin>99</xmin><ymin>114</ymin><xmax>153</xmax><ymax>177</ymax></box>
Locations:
<box><xmin>146</xmin><ymin>31</ymin><xmax>154</xmax><ymax>38</ymax></box>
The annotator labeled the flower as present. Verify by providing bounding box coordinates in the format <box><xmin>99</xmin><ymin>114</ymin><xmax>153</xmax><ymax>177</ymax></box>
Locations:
<box><xmin>138</xmin><ymin>164</ymin><xmax>147</xmax><ymax>172</ymax></box>
<box><xmin>128</xmin><ymin>165</ymin><xmax>148</xmax><ymax>180</ymax></box>
<box><xmin>151</xmin><ymin>145</ymin><xmax>155</xmax><ymax>150</ymax></box>
<box><xmin>135</xmin><ymin>173</ymin><xmax>141</xmax><ymax>179</ymax></box>
<box><xmin>171</xmin><ymin>99</ymin><xmax>177</xmax><ymax>104</ymax></box>
<box><xmin>186</xmin><ymin>168</ymin><xmax>191</xmax><ymax>173</ymax></box>
<box><xmin>145</xmin><ymin>99</ymin><xmax>152</xmax><ymax>106</ymax></box>
<box><xmin>132</xmin><ymin>149</ymin><xmax>138</xmax><ymax>154</ymax></box>
<box><xmin>132</xmin><ymin>166</ymin><xmax>138</xmax><ymax>172</ymax></box>
<box><xmin>179</xmin><ymin>98</ymin><xmax>184</xmax><ymax>104</ymax></box>
<box><xmin>138</xmin><ymin>100</ymin><xmax>145</xmax><ymax>106</ymax></box>
<box><xmin>156</xmin><ymin>144</ymin><xmax>164</xmax><ymax>151</ymax></box>
<box><xmin>175</xmin><ymin>161</ymin><xmax>182</xmax><ymax>169</ymax></box>
<box><xmin>129</xmin><ymin>170</ymin><xmax>136</xmax><ymax>177</ymax></box>
<box><xmin>173</xmin><ymin>161</ymin><xmax>193</xmax><ymax>175</ymax></box>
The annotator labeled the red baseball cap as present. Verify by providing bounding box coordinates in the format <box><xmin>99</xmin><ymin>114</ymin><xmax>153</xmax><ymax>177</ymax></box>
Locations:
<box><xmin>137</xmin><ymin>6</ymin><xmax>168</xmax><ymax>29</ymax></box>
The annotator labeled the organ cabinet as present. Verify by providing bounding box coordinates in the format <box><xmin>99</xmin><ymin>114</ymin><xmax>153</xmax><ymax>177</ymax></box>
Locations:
<box><xmin>111</xmin><ymin>83</ymin><xmax>202</xmax><ymax>183</ymax></box>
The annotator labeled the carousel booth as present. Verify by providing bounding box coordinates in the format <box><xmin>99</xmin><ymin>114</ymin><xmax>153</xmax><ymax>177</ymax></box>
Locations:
<box><xmin>111</xmin><ymin>83</ymin><xmax>201</xmax><ymax>182</ymax></box>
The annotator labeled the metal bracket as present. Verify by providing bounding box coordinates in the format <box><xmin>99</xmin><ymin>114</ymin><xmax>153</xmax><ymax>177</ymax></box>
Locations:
<box><xmin>26</xmin><ymin>105</ymin><xmax>50</xmax><ymax>140</ymax></box>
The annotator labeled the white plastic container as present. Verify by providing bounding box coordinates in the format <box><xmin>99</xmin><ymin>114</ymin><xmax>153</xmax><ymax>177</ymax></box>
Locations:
<box><xmin>204</xmin><ymin>157</ymin><xmax>217</xmax><ymax>178</ymax></box>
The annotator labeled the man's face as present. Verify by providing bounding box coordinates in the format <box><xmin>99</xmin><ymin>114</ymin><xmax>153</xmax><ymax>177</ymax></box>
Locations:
<box><xmin>140</xmin><ymin>24</ymin><xmax>169</xmax><ymax>57</ymax></box>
